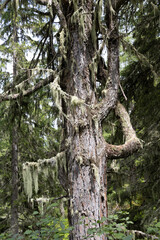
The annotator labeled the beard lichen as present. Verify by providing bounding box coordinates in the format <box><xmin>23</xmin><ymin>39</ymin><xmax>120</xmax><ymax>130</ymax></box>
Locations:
<box><xmin>89</xmin><ymin>53</ymin><xmax>100</xmax><ymax>87</ymax></box>
<box><xmin>50</xmin><ymin>76</ymin><xmax>69</xmax><ymax>113</ymax></box>
<box><xmin>23</xmin><ymin>162</ymin><xmax>37</xmax><ymax>199</ymax></box>
<box><xmin>59</xmin><ymin>28</ymin><xmax>67</xmax><ymax>61</ymax></box>
<box><xmin>22</xmin><ymin>152</ymin><xmax>65</xmax><ymax>199</ymax></box>
<box><xmin>71</xmin><ymin>96</ymin><xmax>85</xmax><ymax>106</ymax></box>
<box><xmin>70</xmin><ymin>5</ymin><xmax>86</xmax><ymax>41</ymax></box>
<box><xmin>91</xmin><ymin>163</ymin><xmax>100</xmax><ymax>187</ymax></box>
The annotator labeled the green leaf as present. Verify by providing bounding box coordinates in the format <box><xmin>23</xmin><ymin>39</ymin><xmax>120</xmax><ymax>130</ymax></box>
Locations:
<box><xmin>24</xmin><ymin>229</ymin><xmax>33</xmax><ymax>235</ymax></box>
<box><xmin>123</xmin><ymin>235</ymin><xmax>133</xmax><ymax>240</ymax></box>
<box><xmin>113</xmin><ymin>232</ymin><xmax>125</xmax><ymax>239</ymax></box>
<box><xmin>33</xmin><ymin>211</ymin><xmax>39</xmax><ymax>215</ymax></box>
<box><xmin>155</xmin><ymin>222</ymin><xmax>160</xmax><ymax>228</ymax></box>
<box><xmin>60</xmin><ymin>221</ymin><xmax>65</xmax><ymax>230</ymax></box>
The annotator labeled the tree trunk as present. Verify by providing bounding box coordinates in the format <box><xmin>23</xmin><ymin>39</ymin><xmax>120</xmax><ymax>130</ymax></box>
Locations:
<box><xmin>60</xmin><ymin>1</ymin><xmax>108</xmax><ymax>239</ymax></box>
<box><xmin>11</xmin><ymin>126</ymin><xmax>19</xmax><ymax>235</ymax></box>
<box><xmin>59</xmin><ymin>1</ymin><xmax>141</xmax><ymax>239</ymax></box>
<box><xmin>10</xmin><ymin>0</ymin><xmax>19</xmax><ymax>235</ymax></box>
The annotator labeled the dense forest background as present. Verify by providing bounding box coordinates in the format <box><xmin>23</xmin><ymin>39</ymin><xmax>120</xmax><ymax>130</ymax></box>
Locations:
<box><xmin>0</xmin><ymin>0</ymin><xmax>160</xmax><ymax>239</ymax></box>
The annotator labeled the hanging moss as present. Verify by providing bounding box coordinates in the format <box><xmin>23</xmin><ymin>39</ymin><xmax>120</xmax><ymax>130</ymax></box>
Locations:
<box><xmin>89</xmin><ymin>52</ymin><xmax>100</xmax><ymax>87</ymax></box>
<box><xmin>91</xmin><ymin>163</ymin><xmax>100</xmax><ymax>187</ymax></box>
<box><xmin>70</xmin><ymin>5</ymin><xmax>86</xmax><ymax>41</ymax></box>
<box><xmin>73</xmin><ymin>0</ymin><xmax>78</xmax><ymax>11</ymax></box>
<box><xmin>71</xmin><ymin>96</ymin><xmax>85</xmax><ymax>106</ymax></box>
<box><xmin>32</xmin><ymin>164</ymin><xmax>39</xmax><ymax>194</ymax></box>
<box><xmin>50</xmin><ymin>76</ymin><xmax>63</xmax><ymax>112</ymax></box>
<box><xmin>57</xmin><ymin>151</ymin><xmax>66</xmax><ymax>173</ymax></box>
<box><xmin>22</xmin><ymin>163</ymin><xmax>33</xmax><ymax>199</ymax></box>
<box><xmin>15</xmin><ymin>81</ymin><xmax>25</xmax><ymax>93</ymax></box>
<box><xmin>59</xmin><ymin>29</ymin><xmax>67</xmax><ymax>61</ymax></box>
<box><xmin>22</xmin><ymin>156</ymin><xmax>60</xmax><ymax>199</ymax></box>
<box><xmin>91</xmin><ymin>0</ymin><xmax>103</xmax><ymax>49</ymax></box>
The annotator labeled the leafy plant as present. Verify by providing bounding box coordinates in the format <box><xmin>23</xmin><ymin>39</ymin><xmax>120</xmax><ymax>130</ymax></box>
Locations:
<box><xmin>85</xmin><ymin>212</ymin><xmax>133</xmax><ymax>239</ymax></box>
<box><xmin>147</xmin><ymin>221</ymin><xmax>160</xmax><ymax>238</ymax></box>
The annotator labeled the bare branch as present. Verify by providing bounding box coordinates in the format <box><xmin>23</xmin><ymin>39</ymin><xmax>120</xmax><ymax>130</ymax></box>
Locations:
<box><xmin>106</xmin><ymin>102</ymin><xmax>142</xmax><ymax>159</ymax></box>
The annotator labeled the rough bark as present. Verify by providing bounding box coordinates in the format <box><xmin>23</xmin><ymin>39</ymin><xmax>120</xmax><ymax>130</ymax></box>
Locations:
<box><xmin>59</xmin><ymin>1</ymin><xmax>142</xmax><ymax>239</ymax></box>
<box><xmin>60</xmin><ymin>1</ymin><xmax>108</xmax><ymax>239</ymax></box>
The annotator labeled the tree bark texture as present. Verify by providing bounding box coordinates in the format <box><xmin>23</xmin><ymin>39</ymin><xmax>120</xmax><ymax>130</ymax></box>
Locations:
<box><xmin>59</xmin><ymin>1</ymin><xmax>108</xmax><ymax>239</ymax></box>
<box><xmin>58</xmin><ymin>1</ymin><xmax>141</xmax><ymax>239</ymax></box>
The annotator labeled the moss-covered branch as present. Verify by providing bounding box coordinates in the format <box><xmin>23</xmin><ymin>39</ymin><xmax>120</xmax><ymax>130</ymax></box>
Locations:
<box><xmin>0</xmin><ymin>73</ymin><xmax>54</xmax><ymax>103</ymax></box>
<box><xmin>106</xmin><ymin>102</ymin><xmax>142</xmax><ymax>159</ymax></box>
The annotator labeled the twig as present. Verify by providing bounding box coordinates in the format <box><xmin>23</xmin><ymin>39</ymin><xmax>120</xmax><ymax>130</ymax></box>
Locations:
<box><xmin>119</xmin><ymin>82</ymin><xmax>127</xmax><ymax>101</ymax></box>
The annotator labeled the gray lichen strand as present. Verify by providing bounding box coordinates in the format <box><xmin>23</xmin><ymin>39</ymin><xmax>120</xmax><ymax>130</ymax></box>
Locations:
<box><xmin>22</xmin><ymin>152</ymin><xmax>65</xmax><ymax>199</ymax></box>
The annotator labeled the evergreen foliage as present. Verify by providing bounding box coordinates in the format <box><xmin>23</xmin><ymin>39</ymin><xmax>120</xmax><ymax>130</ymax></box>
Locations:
<box><xmin>0</xmin><ymin>0</ymin><xmax>159</xmax><ymax>238</ymax></box>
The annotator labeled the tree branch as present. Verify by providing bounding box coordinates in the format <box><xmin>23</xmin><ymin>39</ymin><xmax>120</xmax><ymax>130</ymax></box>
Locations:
<box><xmin>0</xmin><ymin>0</ymin><xmax>11</xmax><ymax>11</ymax></box>
<box><xmin>35</xmin><ymin>0</ymin><xmax>67</xmax><ymax>28</ymax></box>
<box><xmin>115</xmin><ymin>0</ymin><xmax>130</xmax><ymax>11</ymax></box>
<box><xmin>106</xmin><ymin>102</ymin><xmax>142</xmax><ymax>159</ymax></box>
<box><xmin>92</xmin><ymin>12</ymin><xmax>119</xmax><ymax>122</ymax></box>
<box><xmin>34</xmin><ymin>0</ymin><xmax>48</xmax><ymax>6</ymax></box>
<box><xmin>0</xmin><ymin>74</ymin><xmax>54</xmax><ymax>103</ymax></box>
<box><xmin>52</xmin><ymin>0</ymin><xmax>67</xmax><ymax>28</ymax></box>
<box><xmin>92</xmin><ymin>88</ymin><xmax>118</xmax><ymax>122</ymax></box>
<box><xmin>131</xmin><ymin>230</ymin><xmax>159</xmax><ymax>240</ymax></box>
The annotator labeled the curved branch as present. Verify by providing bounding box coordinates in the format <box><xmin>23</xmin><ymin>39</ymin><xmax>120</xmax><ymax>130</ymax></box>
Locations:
<box><xmin>106</xmin><ymin>102</ymin><xmax>142</xmax><ymax>159</ymax></box>
<box><xmin>92</xmin><ymin>88</ymin><xmax>118</xmax><ymax>122</ymax></box>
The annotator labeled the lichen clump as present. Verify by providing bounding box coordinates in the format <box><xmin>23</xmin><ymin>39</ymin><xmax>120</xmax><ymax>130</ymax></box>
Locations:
<box><xmin>22</xmin><ymin>152</ymin><xmax>65</xmax><ymax>199</ymax></box>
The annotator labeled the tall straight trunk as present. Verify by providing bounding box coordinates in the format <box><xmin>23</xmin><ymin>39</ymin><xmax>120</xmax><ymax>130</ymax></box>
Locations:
<box><xmin>60</xmin><ymin>1</ymin><xmax>109</xmax><ymax>239</ymax></box>
<box><xmin>10</xmin><ymin>0</ymin><xmax>19</xmax><ymax>234</ymax></box>
<box><xmin>11</xmin><ymin>125</ymin><xmax>19</xmax><ymax>235</ymax></box>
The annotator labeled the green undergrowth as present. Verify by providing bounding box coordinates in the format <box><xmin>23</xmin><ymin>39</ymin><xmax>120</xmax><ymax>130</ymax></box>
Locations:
<box><xmin>1</xmin><ymin>209</ymin><xmax>160</xmax><ymax>239</ymax></box>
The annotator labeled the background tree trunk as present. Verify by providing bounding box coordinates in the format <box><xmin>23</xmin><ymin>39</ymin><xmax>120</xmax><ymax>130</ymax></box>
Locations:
<box><xmin>11</xmin><ymin>126</ymin><xmax>19</xmax><ymax>235</ymax></box>
<box><xmin>10</xmin><ymin>0</ymin><xmax>19</xmax><ymax>235</ymax></box>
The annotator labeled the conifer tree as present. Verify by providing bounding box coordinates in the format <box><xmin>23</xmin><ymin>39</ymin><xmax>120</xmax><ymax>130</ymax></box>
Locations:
<box><xmin>2</xmin><ymin>0</ymin><xmax>159</xmax><ymax>239</ymax></box>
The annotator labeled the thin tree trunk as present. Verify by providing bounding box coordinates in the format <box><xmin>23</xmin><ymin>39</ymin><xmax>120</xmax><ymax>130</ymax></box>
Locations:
<box><xmin>11</xmin><ymin>126</ymin><xmax>19</xmax><ymax>235</ymax></box>
<box><xmin>10</xmin><ymin>0</ymin><xmax>19</xmax><ymax>235</ymax></box>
